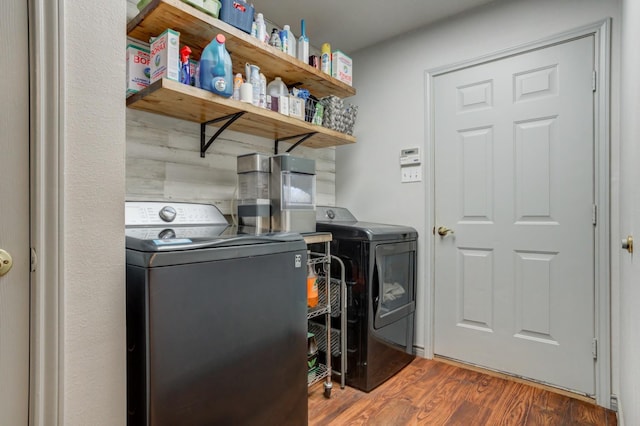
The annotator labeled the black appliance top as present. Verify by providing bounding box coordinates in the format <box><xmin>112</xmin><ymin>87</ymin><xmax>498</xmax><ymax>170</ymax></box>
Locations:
<box><xmin>125</xmin><ymin>201</ymin><xmax>304</xmax><ymax>253</ymax></box>
<box><xmin>315</xmin><ymin>206</ymin><xmax>418</xmax><ymax>242</ymax></box>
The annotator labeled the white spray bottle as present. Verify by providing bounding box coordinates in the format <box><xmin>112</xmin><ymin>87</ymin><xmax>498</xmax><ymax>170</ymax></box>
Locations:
<box><xmin>283</xmin><ymin>24</ymin><xmax>296</xmax><ymax>58</ymax></box>
<box><xmin>297</xmin><ymin>19</ymin><xmax>309</xmax><ymax>64</ymax></box>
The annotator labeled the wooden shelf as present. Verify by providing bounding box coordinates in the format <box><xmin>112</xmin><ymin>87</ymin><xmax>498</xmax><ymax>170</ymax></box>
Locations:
<box><xmin>127</xmin><ymin>78</ymin><xmax>356</xmax><ymax>150</ymax></box>
<box><xmin>127</xmin><ymin>0</ymin><xmax>356</xmax><ymax>99</ymax></box>
<box><xmin>302</xmin><ymin>232</ymin><xmax>332</xmax><ymax>245</ymax></box>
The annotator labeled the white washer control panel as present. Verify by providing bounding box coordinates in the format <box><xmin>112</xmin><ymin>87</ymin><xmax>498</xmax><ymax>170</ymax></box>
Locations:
<box><xmin>125</xmin><ymin>201</ymin><xmax>227</xmax><ymax>226</ymax></box>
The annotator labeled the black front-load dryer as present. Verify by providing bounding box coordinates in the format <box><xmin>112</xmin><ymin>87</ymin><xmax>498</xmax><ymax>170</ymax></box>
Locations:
<box><xmin>315</xmin><ymin>206</ymin><xmax>417</xmax><ymax>392</ymax></box>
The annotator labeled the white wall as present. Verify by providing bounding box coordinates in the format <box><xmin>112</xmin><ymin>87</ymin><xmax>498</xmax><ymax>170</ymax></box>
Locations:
<box><xmin>339</xmin><ymin>0</ymin><xmax>620</xmax><ymax>404</ymax></box>
<box><xmin>618</xmin><ymin>0</ymin><xmax>640</xmax><ymax>423</ymax></box>
<box><xmin>61</xmin><ymin>0</ymin><xmax>126</xmax><ymax>423</ymax></box>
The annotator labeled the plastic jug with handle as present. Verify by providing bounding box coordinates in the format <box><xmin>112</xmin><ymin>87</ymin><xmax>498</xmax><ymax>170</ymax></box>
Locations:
<box><xmin>199</xmin><ymin>34</ymin><xmax>233</xmax><ymax>97</ymax></box>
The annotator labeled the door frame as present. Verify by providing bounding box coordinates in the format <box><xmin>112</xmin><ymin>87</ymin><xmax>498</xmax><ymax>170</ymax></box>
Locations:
<box><xmin>29</xmin><ymin>0</ymin><xmax>63</xmax><ymax>423</ymax></box>
<box><xmin>423</xmin><ymin>19</ymin><xmax>611</xmax><ymax>407</ymax></box>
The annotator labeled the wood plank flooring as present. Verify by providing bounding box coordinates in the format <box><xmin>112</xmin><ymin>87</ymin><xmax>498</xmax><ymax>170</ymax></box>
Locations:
<box><xmin>308</xmin><ymin>358</ymin><xmax>617</xmax><ymax>425</ymax></box>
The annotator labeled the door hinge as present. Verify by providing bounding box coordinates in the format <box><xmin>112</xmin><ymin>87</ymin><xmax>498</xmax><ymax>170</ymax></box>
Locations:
<box><xmin>30</xmin><ymin>247</ymin><xmax>37</xmax><ymax>272</ymax></box>
<box><xmin>592</xmin><ymin>338</ymin><xmax>598</xmax><ymax>360</ymax></box>
<box><xmin>592</xmin><ymin>204</ymin><xmax>597</xmax><ymax>226</ymax></box>
<box><xmin>610</xmin><ymin>395</ymin><xmax>619</xmax><ymax>412</ymax></box>
<box><xmin>592</xmin><ymin>70</ymin><xmax>597</xmax><ymax>92</ymax></box>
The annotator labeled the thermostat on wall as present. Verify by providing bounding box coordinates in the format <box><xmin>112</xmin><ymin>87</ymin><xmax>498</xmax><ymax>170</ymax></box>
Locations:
<box><xmin>400</xmin><ymin>147</ymin><xmax>421</xmax><ymax>166</ymax></box>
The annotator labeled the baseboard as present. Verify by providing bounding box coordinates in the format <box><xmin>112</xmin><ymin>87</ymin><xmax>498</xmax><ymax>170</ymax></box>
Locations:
<box><xmin>617</xmin><ymin>398</ymin><xmax>624</xmax><ymax>426</ymax></box>
<box><xmin>414</xmin><ymin>346</ymin><xmax>426</xmax><ymax>358</ymax></box>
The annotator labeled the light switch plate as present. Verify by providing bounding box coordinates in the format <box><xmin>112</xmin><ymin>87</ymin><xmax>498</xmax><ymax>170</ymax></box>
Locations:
<box><xmin>401</xmin><ymin>165</ymin><xmax>422</xmax><ymax>183</ymax></box>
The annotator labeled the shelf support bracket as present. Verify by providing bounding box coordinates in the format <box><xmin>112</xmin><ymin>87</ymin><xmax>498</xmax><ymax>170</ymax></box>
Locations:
<box><xmin>274</xmin><ymin>132</ymin><xmax>318</xmax><ymax>155</ymax></box>
<box><xmin>200</xmin><ymin>112</ymin><xmax>246</xmax><ymax>157</ymax></box>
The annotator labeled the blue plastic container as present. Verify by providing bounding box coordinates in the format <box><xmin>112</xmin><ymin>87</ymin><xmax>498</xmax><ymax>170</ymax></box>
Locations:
<box><xmin>199</xmin><ymin>34</ymin><xmax>233</xmax><ymax>98</ymax></box>
<box><xmin>219</xmin><ymin>0</ymin><xmax>254</xmax><ymax>34</ymax></box>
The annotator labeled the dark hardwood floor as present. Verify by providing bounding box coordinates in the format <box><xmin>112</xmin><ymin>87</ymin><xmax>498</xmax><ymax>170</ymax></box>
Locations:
<box><xmin>308</xmin><ymin>358</ymin><xmax>617</xmax><ymax>425</ymax></box>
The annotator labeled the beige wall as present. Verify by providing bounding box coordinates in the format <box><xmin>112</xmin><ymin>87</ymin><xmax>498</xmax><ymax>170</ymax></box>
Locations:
<box><xmin>60</xmin><ymin>0</ymin><xmax>127</xmax><ymax>423</ymax></box>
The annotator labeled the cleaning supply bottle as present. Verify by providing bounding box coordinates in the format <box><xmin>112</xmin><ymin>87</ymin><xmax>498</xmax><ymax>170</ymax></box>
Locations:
<box><xmin>179</xmin><ymin>46</ymin><xmax>192</xmax><ymax>85</ymax></box>
<box><xmin>232</xmin><ymin>73</ymin><xmax>243</xmax><ymax>101</ymax></box>
<box><xmin>297</xmin><ymin>19</ymin><xmax>309</xmax><ymax>63</ymax></box>
<box><xmin>244</xmin><ymin>62</ymin><xmax>251</xmax><ymax>83</ymax></box>
<box><xmin>249</xmin><ymin>64</ymin><xmax>261</xmax><ymax>106</ymax></box>
<box><xmin>199</xmin><ymin>34</ymin><xmax>233</xmax><ymax>97</ymax></box>
<box><xmin>283</xmin><ymin>24</ymin><xmax>296</xmax><ymax>58</ymax></box>
<box><xmin>320</xmin><ymin>43</ymin><xmax>331</xmax><ymax>75</ymax></box>
<box><xmin>279</xmin><ymin>28</ymin><xmax>288</xmax><ymax>54</ymax></box>
<box><xmin>255</xmin><ymin>13</ymin><xmax>267</xmax><ymax>44</ymax></box>
<box><xmin>268</xmin><ymin>28</ymin><xmax>282</xmax><ymax>49</ymax></box>
<box><xmin>267</xmin><ymin>76</ymin><xmax>287</xmax><ymax>112</ymax></box>
<box><xmin>267</xmin><ymin>77</ymin><xmax>288</xmax><ymax>98</ymax></box>
<box><xmin>259</xmin><ymin>72</ymin><xmax>267</xmax><ymax>108</ymax></box>
<box><xmin>307</xmin><ymin>263</ymin><xmax>318</xmax><ymax>308</ymax></box>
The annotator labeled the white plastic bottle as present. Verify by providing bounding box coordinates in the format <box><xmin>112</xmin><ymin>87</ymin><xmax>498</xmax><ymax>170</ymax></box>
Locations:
<box><xmin>283</xmin><ymin>24</ymin><xmax>296</xmax><ymax>58</ymax></box>
<box><xmin>255</xmin><ymin>13</ymin><xmax>267</xmax><ymax>44</ymax></box>
<box><xmin>279</xmin><ymin>29</ymin><xmax>288</xmax><ymax>54</ymax></box>
<box><xmin>259</xmin><ymin>73</ymin><xmax>267</xmax><ymax>108</ymax></box>
<box><xmin>249</xmin><ymin>64</ymin><xmax>261</xmax><ymax>106</ymax></box>
<box><xmin>297</xmin><ymin>19</ymin><xmax>309</xmax><ymax>63</ymax></box>
<box><xmin>267</xmin><ymin>76</ymin><xmax>288</xmax><ymax>112</ymax></box>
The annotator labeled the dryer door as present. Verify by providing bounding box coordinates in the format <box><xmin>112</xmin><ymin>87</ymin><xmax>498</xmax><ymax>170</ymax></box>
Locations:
<box><xmin>372</xmin><ymin>240</ymin><xmax>416</xmax><ymax>329</ymax></box>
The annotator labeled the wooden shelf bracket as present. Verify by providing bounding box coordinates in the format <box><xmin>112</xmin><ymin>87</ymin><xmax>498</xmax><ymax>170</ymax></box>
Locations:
<box><xmin>274</xmin><ymin>132</ymin><xmax>318</xmax><ymax>155</ymax></box>
<box><xmin>200</xmin><ymin>111</ymin><xmax>246</xmax><ymax>157</ymax></box>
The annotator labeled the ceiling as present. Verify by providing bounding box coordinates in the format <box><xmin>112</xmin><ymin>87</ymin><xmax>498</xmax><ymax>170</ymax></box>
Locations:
<box><xmin>253</xmin><ymin>0</ymin><xmax>499</xmax><ymax>54</ymax></box>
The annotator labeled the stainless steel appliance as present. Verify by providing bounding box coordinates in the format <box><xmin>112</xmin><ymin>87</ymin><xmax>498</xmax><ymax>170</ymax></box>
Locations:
<box><xmin>236</xmin><ymin>153</ymin><xmax>271</xmax><ymax>231</ymax></box>
<box><xmin>125</xmin><ymin>201</ymin><xmax>308</xmax><ymax>425</ymax></box>
<box><xmin>315</xmin><ymin>206</ymin><xmax>417</xmax><ymax>392</ymax></box>
<box><xmin>270</xmin><ymin>154</ymin><xmax>316</xmax><ymax>233</ymax></box>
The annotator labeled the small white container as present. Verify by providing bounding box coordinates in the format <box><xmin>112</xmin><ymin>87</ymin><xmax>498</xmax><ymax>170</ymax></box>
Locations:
<box><xmin>240</xmin><ymin>82</ymin><xmax>253</xmax><ymax>103</ymax></box>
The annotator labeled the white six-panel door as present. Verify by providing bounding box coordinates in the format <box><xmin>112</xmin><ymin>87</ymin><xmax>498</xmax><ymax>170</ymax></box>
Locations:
<box><xmin>433</xmin><ymin>35</ymin><xmax>595</xmax><ymax>394</ymax></box>
<box><xmin>0</xmin><ymin>0</ymin><xmax>31</xmax><ymax>422</ymax></box>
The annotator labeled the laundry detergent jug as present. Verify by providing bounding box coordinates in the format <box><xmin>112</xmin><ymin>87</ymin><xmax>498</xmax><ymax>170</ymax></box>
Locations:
<box><xmin>199</xmin><ymin>34</ymin><xmax>233</xmax><ymax>97</ymax></box>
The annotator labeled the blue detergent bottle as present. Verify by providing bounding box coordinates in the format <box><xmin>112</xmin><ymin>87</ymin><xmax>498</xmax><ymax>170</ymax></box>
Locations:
<box><xmin>199</xmin><ymin>34</ymin><xmax>233</xmax><ymax>97</ymax></box>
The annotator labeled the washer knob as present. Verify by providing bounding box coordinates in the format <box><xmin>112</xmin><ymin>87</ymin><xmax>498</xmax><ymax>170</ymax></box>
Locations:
<box><xmin>159</xmin><ymin>206</ymin><xmax>177</xmax><ymax>222</ymax></box>
<box><xmin>326</xmin><ymin>209</ymin><xmax>336</xmax><ymax>220</ymax></box>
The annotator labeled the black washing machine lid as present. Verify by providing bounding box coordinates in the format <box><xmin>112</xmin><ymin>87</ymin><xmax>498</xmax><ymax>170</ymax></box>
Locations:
<box><xmin>315</xmin><ymin>206</ymin><xmax>417</xmax><ymax>241</ymax></box>
<box><xmin>125</xmin><ymin>228</ymin><xmax>307</xmax><ymax>268</ymax></box>
<box><xmin>125</xmin><ymin>201</ymin><xmax>304</xmax><ymax>252</ymax></box>
<box><xmin>125</xmin><ymin>225</ymin><xmax>305</xmax><ymax>252</ymax></box>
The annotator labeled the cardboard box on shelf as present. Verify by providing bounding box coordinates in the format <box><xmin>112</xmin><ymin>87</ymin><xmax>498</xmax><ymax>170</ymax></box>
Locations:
<box><xmin>150</xmin><ymin>29</ymin><xmax>180</xmax><ymax>83</ymax></box>
<box><xmin>126</xmin><ymin>43</ymin><xmax>150</xmax><ymax>96</ymax></box>
<box><xmin>289</xmin><ymin>96</ymin><xmax>305</xmax><ymax>120</ymax></box>
<box><xmin>279</xmin><ymin>95</ymin><xmax>290</xmax><ymax>116</ymax></box>
<box><xmin>331</xmin><ymin>50</ymin><xmax>352</xmax><ymax>86</ymax></box>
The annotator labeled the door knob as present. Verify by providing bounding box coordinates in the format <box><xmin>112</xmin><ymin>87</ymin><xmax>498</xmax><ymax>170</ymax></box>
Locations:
<box><xmin>0</xmin><ymin>249</ymin><xmax>13</xmax><ymax>276</ymax></box>
<box><xmin>622</xmin><ymin>235</ymin><xmax>633</xmax><ymax>254</ymax></box>
<box><xmin>437</xmin><ymin>226</ymin><xmax>454</xmax><ymax>237</ymax></box>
